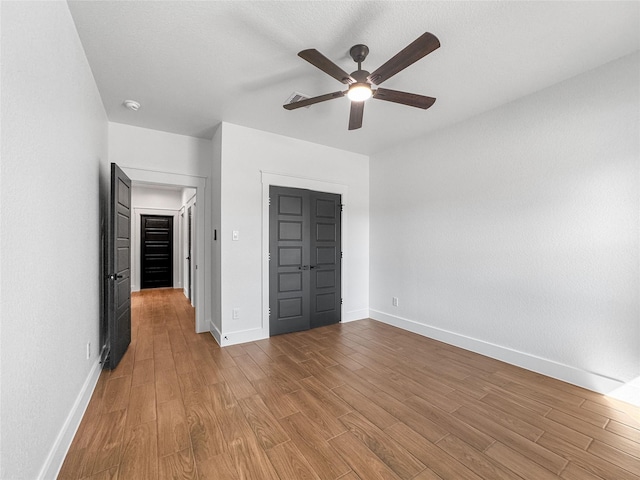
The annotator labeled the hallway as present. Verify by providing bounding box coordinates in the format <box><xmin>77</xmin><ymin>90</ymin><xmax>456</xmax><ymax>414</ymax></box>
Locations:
<box><xmin>58</xmin><ymin>289</ymin><xmax>640</xmax><ymax>479</ymax></box>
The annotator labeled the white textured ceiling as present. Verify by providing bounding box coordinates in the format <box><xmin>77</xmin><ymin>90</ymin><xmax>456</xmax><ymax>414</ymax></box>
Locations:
<box><xmin>68</xmin><ymin>1</ymin><xmax>639</xmax><ymax>155</ymax></box>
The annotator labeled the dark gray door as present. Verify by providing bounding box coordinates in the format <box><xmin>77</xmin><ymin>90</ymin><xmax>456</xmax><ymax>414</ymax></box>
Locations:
<box><xmin>141</xmin><ymin>215</ymin><xmax>173</xmax><ymax>289</ymax></box>
<box><xmin>269</xmin><ymin>186</ymin><xmax>341</xmax><ymax>335</ymax></box>
<box><xmin>106</xmin><ymin>163</ymin><xmax>131</xmax><ymax>369</ymax></box>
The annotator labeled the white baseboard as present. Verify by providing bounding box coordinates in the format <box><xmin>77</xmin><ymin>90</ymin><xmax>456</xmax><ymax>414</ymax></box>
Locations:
<box><xmin>210</xmin><ymin>319</ymin><xmax>222</xmax><ymax>346</ymax></box>
<box><xmin>38</xmin><ymin>359</ymin><xmax>102</xmax><ymax>480</ymax></box>
<box><xmin>219</xmin><ymin>327</ymin><xmax>268</xmax><ymax>347</ymax></box>
<box><xmin>369</xmin><ymin>309</ymin><xmax>624</xmax><ymax>396</ymax></box>
<box><xmin>343</xmin><ymin>308</ymin><xmax>369</xmax><ymax>322</ymax></box>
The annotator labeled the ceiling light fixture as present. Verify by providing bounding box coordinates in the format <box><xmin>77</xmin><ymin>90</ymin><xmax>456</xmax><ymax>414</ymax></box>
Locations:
<box><xmin>347</xmin><ymin>83</ymin><xmax>372</xmax><ymax>102</ymax></box>
<box><xmin>123</xmin><ymin>99</ymin><xmax>141</xmax><ymax>111</ymax></box>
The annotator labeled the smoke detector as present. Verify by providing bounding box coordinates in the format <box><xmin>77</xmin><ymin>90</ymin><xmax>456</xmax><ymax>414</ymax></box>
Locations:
<box><xmin>123</xmin><ymin>99</ymin><xmax>141</xmax><ymax>111</ymax></box>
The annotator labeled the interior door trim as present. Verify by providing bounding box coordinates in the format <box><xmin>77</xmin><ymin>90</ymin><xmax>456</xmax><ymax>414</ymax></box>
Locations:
<box><xmin>120</xmin><ymin>166</ymin><xmax>207</xmax><ymax>334</ymax></box>
<box><xmin>261</xmin><ymin>171</ymin><xmax>349</xmax><ymax>339</ymax></box>
<box><xmin>132</xmin><ymin>208</ymin><xmax>180</xmax><ymax>292</ymax></box>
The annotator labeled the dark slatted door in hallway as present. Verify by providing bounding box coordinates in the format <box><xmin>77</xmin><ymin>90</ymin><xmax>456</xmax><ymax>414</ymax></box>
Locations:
<box><xmin>269</xmin><ymin>186</ymin><xmax>341</xmax><ymax>336</ymax></box>
<box><xmin>141</xmin><ymin>215</ymin><xmax>173</xmax><ymax>289</ymax></box>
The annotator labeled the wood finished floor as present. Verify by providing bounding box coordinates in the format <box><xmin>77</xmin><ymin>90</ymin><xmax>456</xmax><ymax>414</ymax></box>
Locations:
<box><xmin>59</xmin><ymin>288</ymin><xmax>640</xmax><ymax>479</ymax></box>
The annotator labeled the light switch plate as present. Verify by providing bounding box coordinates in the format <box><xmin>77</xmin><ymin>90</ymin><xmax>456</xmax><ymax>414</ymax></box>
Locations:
<box><xmin>232</xmin><ymin>230</ymin><xmax>239</xmax><ymax>241</ymax></box>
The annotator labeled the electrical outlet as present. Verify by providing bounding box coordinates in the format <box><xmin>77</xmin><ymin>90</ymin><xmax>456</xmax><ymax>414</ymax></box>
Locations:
<box><xmin>86</xmin><ymin>342</ymin><xmax>91</xmax><ymax>360</ymax></box>
<box><xmin>392</xmin><ymin>297</ymin><xmax>399</xmax><ymax>307</ymax></box>
<box><xmin>232</xmin><ymin>308</ymin><xmax>240</xmax><ymax>319</ymax></box>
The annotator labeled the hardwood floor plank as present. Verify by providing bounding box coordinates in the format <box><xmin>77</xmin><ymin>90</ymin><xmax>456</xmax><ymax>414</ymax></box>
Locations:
<box><xmin>155</xmin><ymin>365</ymin><xmax>183</xmax><ymax>404</ymax></box>
<box><xmin>338</xmin><ymin>411</ymin><xmax>425</xmax><ymax>479</ymax></box>
<box><xmin>85</xmin><ymin>466</ymin><xmax>119</xmax><ymax>480</ymax></box>
<box><xmin>208</xmin><ymin>381</ymin><xmax>239</xmax><ymax>411</ymax></box>
<box><xmin>278</xmin><ymin>412</ymin><xmax>352</xmax><ymax>480</ymax></box>
<box><xmin>587</xmin><ymin>439</ymin><xmax>640</xmax><ymax>475</ymax></box>
<box><xmin>186</xmin><ymin>402</ymin><xmax>227</xmax><ymax>462</ymax></box>
<box><xmin>384</xmin><ymin>422</ymin><xmax>484</xmax><ymax>480</ymax></box>
<box><xmin>197</xmin><ymin>452</ymin><xmax>240</xmax><ymax>480</ymax></box>
<box><xmin>234</xmin><ymin>353</ymin><xmax>267</xmax><ymax>381</ymax></box>
<box><xmin>220</xmin><ymin>366</ymin><xmax>258</xmax><ymax>399</ymax></box>
<box><xmin>560</xmin><ymin>462</ymin><xmax>607</xmax><ymax>480</ymax></box>
<box><xmin>157</xmin><ymin>398</ymin><xmax>190</xmax><ymax>456</ymax></box>
<box><xmin>480</xmin><ymin>391</ymin><xmax>591</xmax><ymax>449</ymax></box>
<box><xmin>329</xmin><ymin>431</ymin><xmax>404</xmax><ymax>480</ymax></box>
<box><xmin>454</xmin><ymin>404</ymin><xmax>568</xmax><ymax>474</ymax></box>
<box><xmin>265</xmin><ymin>441</ymin><xmax>322</xmax><ymax>480</ymax></box>
<box><xmin>87</xmin><ymin>410</ymin><xmax>127</xmax><ymax>477</ymax></box>
<box><xmin>485</xmin><ymin>441</ymin><xmax>562</xmax><ymax>480</ymax></box>
<box><xmin>332</xmin><ymin>384</ymin><xmax>398</xmax><ymax>430</ymax></box>
<box><xmin>101</xmin><ymin>375</ymin><xmax>131</xmax><ymax>414</ymax></box>
<box><xmin>252</xmin><ymin>377</ymin><xmax>299</xmax><ymax>419</ymax></box>
<box><xmin>537</xmin><ymin>432</ymin><xmax>638</xmax><ymax>480</ymax></box>
<box><xmin>605</xmin><ymin>419</ymin><xmax>640</xmax><ymax>443</ymax></box>
<box><xmin>238</xmin><ymin>394</ymin><xmax>290</xmax><ymax>450</ymax></box>
<box><xmin>178</xmin><ymin>370</ymin><xmax>210</xmax><ymax>407</ymax></box>
<box><xmin>131</xmin><ymin>357</ymin><xmax>155</xmax><ymax>386</ymax></box>
<box><xmin>301</xmin><ymin>357</ymin><xmax>345</xmax><ymax>389</ymax></box>
<box><xmin>217</xmin><ymin>405</ymin><xmax>256</xmax><ymax>444</ymax></box>
<box><xmin>227</xmin><ymin>436</ymin><xmax>280</xmax><ymax>480</ymax></box>
<box><xmin>126</xmin><ymin>382</ymin><xmax>156</xmax><ymax>426</ymax></box>
<box><xmin>159</xmin><ymin>448</ymin><xmax>198</xmax><ymax>479</ymax></box>
<box><xmin>174</xmin><ymin>350</ymin><xmax>197</xmax><ymax>375</ymax></box>
<box><xmin>371</xmin><ymin>391</ymin><xmax>448</xmax><ymax>443</ymax></box>
<box><xmin>435</xmin><ymin>434</ymin><xmax>520</xmax><ymax>480</ymax></box>
<box><xmin>118</xmin><ymin>421</ymin><xmax>158</xmax><ymax>479</ymax></box>
<box><xmin>286</xmin><ymin>388</ymin><xmax>348</xmax><ymax>439</ymax></box>
<box><xmin>404</xmin><ymin>395</ymin><xmax>494</xmax><ymax>451</ymax></box>
<box><xmin>300</xmin><ymin>376</ymin><xmax>353</xmax><ymax>417</ymax></box>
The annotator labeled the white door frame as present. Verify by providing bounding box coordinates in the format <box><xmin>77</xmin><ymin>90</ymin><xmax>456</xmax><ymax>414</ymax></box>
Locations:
<box><xmin>122</xmin><ymin>167</ymin><xmax>207</xmax><ymax>333</ymax></box>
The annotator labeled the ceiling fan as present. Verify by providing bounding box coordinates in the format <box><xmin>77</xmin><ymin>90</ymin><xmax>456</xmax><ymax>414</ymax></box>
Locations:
<box><xmin>283</xmin><ymin>32</ymin><xmax>440</xmax><ymax>130</ymax></box>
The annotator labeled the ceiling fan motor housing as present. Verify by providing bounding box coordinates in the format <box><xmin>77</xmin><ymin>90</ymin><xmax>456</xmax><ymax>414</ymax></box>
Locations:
<box><xmin>349</xmin><ymin>44</ymin><xmax>369</xmax><ymax>64</ymax></box>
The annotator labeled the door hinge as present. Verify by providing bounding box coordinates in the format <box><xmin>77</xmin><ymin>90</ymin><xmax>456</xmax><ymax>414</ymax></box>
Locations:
<box><xmin>268</xmin><ymin>252</ymin><xmax>271</xmax><ymax>261</ymax></box>
<box><xmin>340</xmin><ymin>204</ymin><xmax>344</xmax><ymax>212</ymax></box>
<box><xmin>340</xmin><ymin>251</ymin><xmax>343</xmax><ymax>259</ymax></box>
<box><xmin>268</xmin><ymin>307</ymin><xmax>271</xmax><ymax>317</ymax></box>
<box><xmin>341</xmin><ymin>298</ymin><xmax>343</xmax><ymax>305</ymax></box>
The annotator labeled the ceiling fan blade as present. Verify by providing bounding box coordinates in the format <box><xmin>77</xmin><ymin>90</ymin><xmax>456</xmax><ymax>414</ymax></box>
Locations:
<box><xmin>368</xmin><ymin>32</ymin><xmax>440</xmax><ymax>85</ymax></box>
<box><xmin>283</xmin><ymin>91</ymin><xmax>346</xmax><ymax>110</ymax></box>
<box><xmin>373</xmin><ymin>88</ymin><xmax>436</xmax><ymax>109</ymax></box>
<box><xmin>348</xmin><ymin>101</ymin><xmax>364</xmax><ymax>130</ymax></box>
<box><xmin>298</xmin><ymin>49</ymin><xmax>355</xmax><ymax>84</ymax></box>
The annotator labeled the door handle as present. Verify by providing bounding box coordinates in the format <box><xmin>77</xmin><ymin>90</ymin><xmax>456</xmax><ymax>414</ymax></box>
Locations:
<box><xmin>106</xmin><ymin>274</ymin><xmax>124</xmax><ymax>281</ymax></box>
<box><xmin>298</xmin><ymin>265</ymin><xmax>310</xmax><ymax>270</ymax></box>
<box><xmin>309</xmin><ymin>265</ymin><xmax>318</xmax><ymax>269</ymax></box>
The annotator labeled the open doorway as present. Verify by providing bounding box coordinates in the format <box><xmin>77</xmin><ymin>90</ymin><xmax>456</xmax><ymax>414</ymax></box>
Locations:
<box><xmin>122</xmin><ymin>166</ymin><xmax>207</xmax><ymax>333</ymax></box>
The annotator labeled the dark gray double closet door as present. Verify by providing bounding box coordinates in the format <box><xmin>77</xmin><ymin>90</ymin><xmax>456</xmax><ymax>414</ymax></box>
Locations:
<box><xmin>270</xmin><ymin>186</ymin><xmax>341</xmax><ymax>336</ymax></box>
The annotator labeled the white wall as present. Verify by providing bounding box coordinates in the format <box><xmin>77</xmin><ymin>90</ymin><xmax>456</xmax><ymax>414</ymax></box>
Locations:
<box><xmin>130</xmin><ymin>185</ymin><xmax>184</xmax><ymax>291</ymax></box>
<box><xmin>108</xmin><ymin>123</ymin><xmax>212</xmax><ymax>332</ymax></box>
<box><xmin>0</xmin><ymin>2</ymin><xmax>109</xmax><ymax>478</ymax></box>
<box><xmin>370</xmin><ymin>52</ymin><xmax>640</xmax><ymax>395</ymax></box>
<box><xmin>216</xmin><ymin>123</ymin><xmax>369</xmax><ymax>345</ymax></box>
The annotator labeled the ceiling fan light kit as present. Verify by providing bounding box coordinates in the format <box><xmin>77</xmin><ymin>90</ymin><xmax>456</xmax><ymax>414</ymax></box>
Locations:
<box><xmin>284</xmin><ymin>32</ymin><xmax>440</xmax><ymax>130</ymax></box>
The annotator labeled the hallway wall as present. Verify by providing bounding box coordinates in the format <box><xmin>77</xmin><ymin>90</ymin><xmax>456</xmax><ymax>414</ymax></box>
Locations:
<box><xmin>0</xmin><ymin>2</ymin><xmax>109</xmax><ymax>478</ymax></box>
